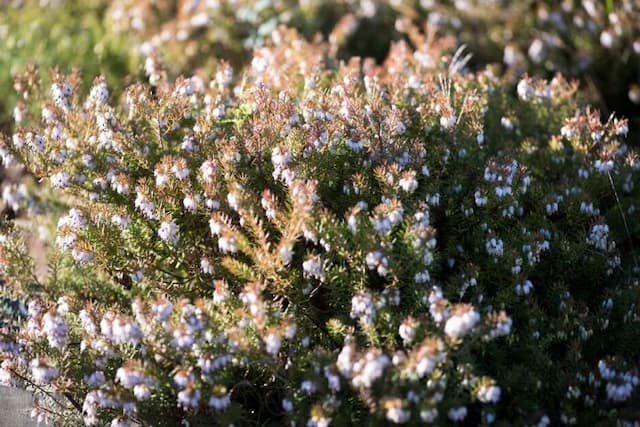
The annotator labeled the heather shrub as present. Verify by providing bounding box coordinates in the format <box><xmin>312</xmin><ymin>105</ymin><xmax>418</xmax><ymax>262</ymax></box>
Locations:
<box><xmin>1</xmin><ymin>26</ymin><xmax>639</xmax><ymax>426</ymax></box>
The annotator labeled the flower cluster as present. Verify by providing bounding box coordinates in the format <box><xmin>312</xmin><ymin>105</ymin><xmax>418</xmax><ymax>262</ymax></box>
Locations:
<box><xmin>401</xmin><ymin>0</ymin><xmax>640</xmax><ymax>128</ymax></box>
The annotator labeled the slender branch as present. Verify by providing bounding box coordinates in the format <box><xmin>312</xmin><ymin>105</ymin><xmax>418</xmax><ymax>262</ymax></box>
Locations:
<box><xmin>63</xmin><ymin>392</ymin><xmax>83</xmax><ymax>413</ymax></box>
<box><xmin>607</xmin><ymin>171</ymin><xmax>639</xmax><ymax>269</ymax></box>
<box><xmin>8</xmin><ymin>368</ymin><xmax>81</xmax><ymax>415</ymax></box>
